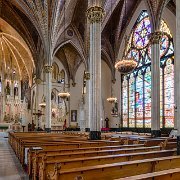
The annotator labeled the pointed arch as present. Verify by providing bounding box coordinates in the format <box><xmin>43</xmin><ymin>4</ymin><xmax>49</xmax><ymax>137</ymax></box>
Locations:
<box><xmin>121</xmin><ymin>10</ymin><xmax>174</xmax><ymax>129</ymax></box>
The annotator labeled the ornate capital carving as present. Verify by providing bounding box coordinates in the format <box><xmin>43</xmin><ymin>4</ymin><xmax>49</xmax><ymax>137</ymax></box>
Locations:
<box><xmin>149</xmin><ymin>31</ymin><xmax>163</xmax><ymax>44</ymax></box>
<box><xmin>87</xmin><ymin>6</ymin><xmax>105</xmax><ymax>23</ymax></box>
<box><xmin>35</xmin><ymin>78</ymin><xmax>42</xmax><ymax>84</ymax></box>
<box><xmin>84</xmin><ymin>71</ymin><xmax>90</xmax><ymax>80</ymax></box>
<box><xmin>44</xmin><ymin>65</ymin><xmax>53</xmax><ymax>73</ymax></box>
<box><xmin>112</xmin><ymin>79</ymin><xmax>116</xmax><ymax>84</ymax></box>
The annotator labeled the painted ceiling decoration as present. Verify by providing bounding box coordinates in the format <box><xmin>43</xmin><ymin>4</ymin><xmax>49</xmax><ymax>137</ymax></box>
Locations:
<box><xmin>0</xmin><ymin>0</ymin><xmax>176</xmax><ymax>82</ymax></box>
<box><xmin>0</xmin><ymin>18</ymin><xmax>34</xmax><ymax>82</ymax></box>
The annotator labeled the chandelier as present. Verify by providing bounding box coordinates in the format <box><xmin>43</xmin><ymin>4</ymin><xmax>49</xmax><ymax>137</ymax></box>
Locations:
<box><xmin>115</xmin><ymin>0</ymin><xmax>137</xmax><ymax>74</ymax></box>
<box><xmin>107</xmin><ymin>97</ymin><xmax>117</xmax><ymax>103</ymax></box>
<box><xmin>107</xmin><ymin>81</ymin><xmax>117</xmax><ymax>103</ymax></box>
<box><xmin>58</xmin><ymin>92</ymin><xmax>70</xmax><ymax>99</ymax></box>
<box><xmin>39</xmin><ymin>101</ymin><xmax>46</xmax><ymax>108</ymax></box>
<box><xmin>115</xmin><ymin>57</ymin><xmax>137</xmax><ymax>74</ymax></box>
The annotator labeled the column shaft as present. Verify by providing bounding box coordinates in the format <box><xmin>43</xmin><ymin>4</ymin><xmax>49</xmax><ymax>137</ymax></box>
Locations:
<box><xmin>44</xmin><ymin>65</ymin><xmax>52</xmax><ymax>132</ymax></box>
<box><xmin>150</xmin><ymin>32</ymin><xmax>162</xmax><ymax>137</ymax></box>
<box><xmin>87</xmin><ymin>6</ymin><xmax>104</xmax><ymax>139</ymax></box>
<box><xmin>175</xmin><ymin>0</ymin><xmax>180</xmax><ymax>133</ymax></box>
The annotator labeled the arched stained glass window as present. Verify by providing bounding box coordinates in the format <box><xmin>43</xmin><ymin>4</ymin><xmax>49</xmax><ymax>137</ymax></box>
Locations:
<box><xmin>121</xmin><ymin>11</ymin><xmax>174</xmax><ymax>129</ymax></box>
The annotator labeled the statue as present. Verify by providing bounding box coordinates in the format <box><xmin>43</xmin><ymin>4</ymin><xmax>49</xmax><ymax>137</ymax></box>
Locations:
<box><xmin>6</xmin><ymin>81</ymin><xmax>10</xmax><ymax>95</ymax></box>
<box><xmin>105</xmin><ymin>117</ymin><xmax>109</xmax><ymax>128</ymax></box>
<box><xmin>63</xmin><ymin>119</ymin><xmax>67</xmax><ymax>130</ymax></box>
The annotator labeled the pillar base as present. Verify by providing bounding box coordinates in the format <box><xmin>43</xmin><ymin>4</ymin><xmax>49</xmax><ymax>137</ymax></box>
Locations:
<box><xmin>85</xmin><ymin>128</ymin><xmax>90</xmax><ymax>132</ymax></box>
<box><xmin>89</xmin><ymin>131</ymin><xmax>101</xmax><ymax>140</ymax></box>
<box><xmin>177</xmin><ymin>136</ymin><xmax>180</xmax><ymax>155</ymax></box>
<box><xmin>151</xmin><ymin>130</ymin><xmax>161</xmax><ymax>137</ymax></box>
<box><xmin>45</xmin><ymin>128</ymin><xmax>51</xmax><ymax>133</ymax></box>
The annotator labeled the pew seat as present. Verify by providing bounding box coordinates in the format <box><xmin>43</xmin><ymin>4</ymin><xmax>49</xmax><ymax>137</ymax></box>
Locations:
<box><xmin>116</xmin><ymin>167</ymin><xmax>180</xmax><ymax>180</ymax></box>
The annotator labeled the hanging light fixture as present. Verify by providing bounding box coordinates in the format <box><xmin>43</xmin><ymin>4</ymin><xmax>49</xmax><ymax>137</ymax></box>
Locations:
<box><xmin>107</xmin><ymin>97</ymin><xmax>117</xmax><ymax>103</ymax></box>
<box><xmin>107</xmin><ymin>81</ymin><xmax>117</xmax><ymax>103</ymax></box>
<box><xmin>115</xmin><ymin>0</ymin><xmax>137</xmax><ymax>74</ymax></box>
<box><xmin>58</xmin><ymin>92</ymin><xmax>70</xmax><ymax>99</ymax></box>
<box><xmin>58</xmin><ymin>0</ymin><xmax>70</xmax><ymax>100</ymax></box>
<box><xmin>39</xmin><ymin>101</ymin><xmax>46</xmax><ymax>108</ymax></box>
<box><xmin>107</xmin><ymin>0</ymin><xmax>117</xmax><ymax>103</ymax></box>
<box><xmin>39</xmin><ymin>60</ymin><xmax>46</xmax><ymax>108</ymax></box>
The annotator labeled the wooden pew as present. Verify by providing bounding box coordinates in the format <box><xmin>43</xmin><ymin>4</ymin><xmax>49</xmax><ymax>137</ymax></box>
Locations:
<box><xmin>47</xmin><ymin>156</ymin><xmax>180</xmax><ymax>180</ymax></box>
<box><xmin>38</xmin><ymin>149</ymin><xmax>176</xmax><ymax>180</ymax></box>
<box><xmin>18</xmin><ymin>139</ymin><xmax>125</xmax><ymax>165</ymax></box>
<box><xmin>116</xmin><ymin>168</ymin><xmax>180</xmax><ymax>180</ymax></box>
<box><xmin>28</xmin><ymin>144</ymin><xmax>145</xmax><ymax>175</ymax></box>
<box><xmin>31</xmin><ymin>146</ymin><xmax>162</xmax><ymax>178</ymax></box>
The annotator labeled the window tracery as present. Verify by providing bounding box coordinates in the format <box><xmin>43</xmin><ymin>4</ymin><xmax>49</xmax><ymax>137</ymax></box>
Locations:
<box><xmin>122</xmin><ymin>11</ymin><xmax>174</xmax><ymax>128</ymax></box>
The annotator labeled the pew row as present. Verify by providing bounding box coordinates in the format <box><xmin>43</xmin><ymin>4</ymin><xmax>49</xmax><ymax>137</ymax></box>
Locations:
<box><xmin>47</xmin><ymin>156</ymin><xmax>180</xmax><ymax>180</ymax></box>
<box><xmin>38</xmin><ymin>149</ymin><xmax>176</xmax><ymax>180</ymax></box>
<box><xmin>116</xmin><ymin>168</ymin><xmax>180</xmax><ymax>180</ymax></box>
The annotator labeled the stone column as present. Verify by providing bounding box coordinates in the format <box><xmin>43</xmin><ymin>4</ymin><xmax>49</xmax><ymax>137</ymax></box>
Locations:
<box><xmin>175</xmin><ymin>0</ymin><xmax>180</xmax><ymax>133</ymax></box>
<box><xmin>150</xmin><ymin>31</ymin><xmax>162</xmax><ymax>137</ymax></box>
<box><xmin>35</xmin><ymin>78</ymin><xmax>41</xmax><ymax>127</ymax></box>
<box><xmin>176</xmin><ymin>0</ymin><xmax>180</xmax><ymax>155</ymax></box>
<box><xmin>44</xmin><ymin>65</ymin><xmax>52</xmax><ymax>132</ymax></box>
<box><xmin>85</xmin><ymin>73</ymin><xmax>90</xmax><ymax>132</ymax></box>
<box><xmin>87</xmin><ymin>6</ymin><xmax>104</xmax><ymax>140</ymax></box>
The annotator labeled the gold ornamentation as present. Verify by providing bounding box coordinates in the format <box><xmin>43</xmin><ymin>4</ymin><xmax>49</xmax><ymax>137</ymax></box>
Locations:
<box><xmin>112</xmin><ymin>79</ymin><xmax>116</xmax><ymax>84</ymax></box>
<box><xmin>149</xmin><ymin>31</ymin><xmax>163</xmax><ymax>44</ymax></box>
<box><xmin>44</xmin><ymin>65</ymin><xmax>53</xmax><ymax>73</ymax></box>
<box><xmin>115</xmin><ymin>58</ymin><xmax>137</xmax><ymax>74</ymax></box>
<box><xmin>35</xmin><ymin>78</ymin><xmax>42</xmax><ymax>84</ymax></box>
<box><xmin>84</xmin><ymin>71</ymin><xmax>90</xmax><ymax>80</ymax></box>
<box><xmin>72</xmin><ymin>82</ymin><xmax>76</xmax><ymax>87</ymax></box>
<box><xmin>87</xmin><ymin>6</ymin><xmax>105</xmax><ymax>23</ymax></box>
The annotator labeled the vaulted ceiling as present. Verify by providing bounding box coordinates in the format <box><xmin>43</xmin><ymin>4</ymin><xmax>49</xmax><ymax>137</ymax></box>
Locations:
<box><xmin>0</xmin><ymin>0</ymin><xmax>175</xmax><ymax>83</ymax></box>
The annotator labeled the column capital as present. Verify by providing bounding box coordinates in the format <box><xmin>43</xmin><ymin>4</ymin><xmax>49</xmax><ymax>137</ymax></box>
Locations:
<box><xmin>87</xmin><ymin>6</ymin><xmax>105</xmax><ymax>23</ymax></box>
<box><xmin>149</xmin><ymin>31</ymin><xmax>163</xmax><ymax>44</ymax></box>
<box><xmin>44</xmin><ymin>65</ymin><xmax>53</xmax><ymax>73</ymax></box>
<box><xmin>35</xmin><ymin>78</ymin><xmax>42</xmax><ymax>84</ymax></box>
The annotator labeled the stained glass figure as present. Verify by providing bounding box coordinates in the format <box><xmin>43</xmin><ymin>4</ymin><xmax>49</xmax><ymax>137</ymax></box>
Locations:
<box><xmin>129</xmin><ymin>73</ymin><xmax>135</xmax><ymax>127</ymax></box>
<box><xmin>122</xmin><ymin>76</ymin><xmax>128</xmax><ymax>127</ymax></box>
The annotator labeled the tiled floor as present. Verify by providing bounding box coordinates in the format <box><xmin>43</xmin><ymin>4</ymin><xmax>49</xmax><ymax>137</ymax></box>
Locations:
<box><xmin>0</xmin><ymin>132</ymin><xmax>29</xmax><ymax>180</ymax></box>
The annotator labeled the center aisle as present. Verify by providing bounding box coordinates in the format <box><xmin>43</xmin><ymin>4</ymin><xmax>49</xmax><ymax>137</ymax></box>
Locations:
<box><xmin>0</xmin><ymin>132</ymin><xmax>28</xmax><ymax>180</ymax></box>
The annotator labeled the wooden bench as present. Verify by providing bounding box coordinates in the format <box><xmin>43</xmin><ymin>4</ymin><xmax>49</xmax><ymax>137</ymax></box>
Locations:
<box><xmin>30</xmin><ymin>146</ymin><xmax>162</xmax><ymax>178</ymax></box>
<box><xmin>37</xmin><ymin>149</ymin><xmax>176</xmax><ymax>180</ymax></box>
<box><xmin>116</xmin><ymin>168</ymin><xmax>180</xmax><ymax>179</ymax></box>
<box><xmin>28</xmin><ymin>144</ymin><xmax>145</xmax><ymax>175</ymax></box>
<box><xmin>47</xmin><ymin>156</ymin><xmax>180</xmax><ymax>180</ymax></box>
<box><xmin>18</xmin><ymin>140</ymin><xmax>125</xmax><ymax>165</ymax></box>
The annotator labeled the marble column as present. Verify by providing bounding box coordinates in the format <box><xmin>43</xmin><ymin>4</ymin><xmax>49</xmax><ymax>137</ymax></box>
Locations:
<box><xmin>175</xmin><ymin>0</ymin><xmax>180</xmax><ymax>133</ymax></box>
<box><xmin>87</xmin><ymin>6</ymin><xmax>104</xmax><ymax>140</ymax></box>
<box><xmin>85</xmin><ymin>78</ymin><xmax>90</xmax><ymax>132</ymax></box>
<box><xmin>150</xmin><ymin>31</ymin><xmax>162</xmax><ymax>137</ymax></box>
<box><xmin>35</xmin><ymin>78</ymin><xmax>41</xmax><ymax>127</ymax></box>
<box><xmin>44</xmin><ymin>65</ymin><xmax>52</xmax><ymax>132</ymax></box>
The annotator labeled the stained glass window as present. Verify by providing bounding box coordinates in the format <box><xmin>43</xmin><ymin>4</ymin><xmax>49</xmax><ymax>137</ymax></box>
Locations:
<box><xmin>122</xmin><ymin>77</ymin><xmax>128</xmax><ymax>127</ymax></box>
<box><xmin>129</xmin><ymin>73</ymin><xmax>135</xmax><ymax>127</ymax></box>
<box><xmin>136</xmin><ymin>72</ymin><xmax>143</xmax><ymax>127</ymax></box>
<box><xmin>121</xmin><ymin>11</ymin><xmax>174</xmax><ymax>129</ymax></box>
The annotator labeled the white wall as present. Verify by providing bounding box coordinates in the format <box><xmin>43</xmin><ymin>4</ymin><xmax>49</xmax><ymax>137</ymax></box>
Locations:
<box><xmin>70</xmin><ymin>62</ymin><xmax>85</xmax><ymax>127</ymax></box>
<box><xmin>101</xmin><ymin>60</ymin><xmax>112</xmax><ymax>127</ymax></box>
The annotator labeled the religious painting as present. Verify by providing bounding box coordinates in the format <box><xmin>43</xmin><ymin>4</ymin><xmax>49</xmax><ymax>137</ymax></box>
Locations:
<box><xmin>71</xmin><ymin>110</ymin><xmax>77</xmax><ymax>122</ymax></box>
